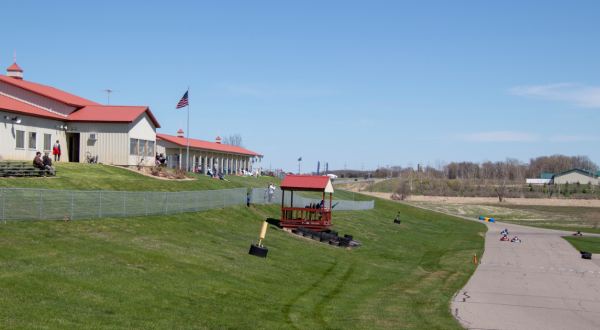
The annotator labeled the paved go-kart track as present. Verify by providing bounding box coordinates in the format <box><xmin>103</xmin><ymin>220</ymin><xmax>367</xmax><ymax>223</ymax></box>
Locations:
<box><xmin>452</xmin><ymin>220</ymin><xmax>600</xmax><ymax>330</ymax></box>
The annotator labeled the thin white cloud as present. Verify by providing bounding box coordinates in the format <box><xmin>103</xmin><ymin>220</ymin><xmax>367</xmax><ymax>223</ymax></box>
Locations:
<box><xmin>219</xmin><ymin>83</ymin><xmax>333</xmax><ymax>99</ymax></box>
<box><xmin>509</xmin><ymin>83</ymin><xmax>600</xmax><ymax>108</ymax></box>
<box><xmin>550</xmin><ymin>135</ymin><xmax>600</xmax><ymax>142</ymax></box>
<box><xmin>451</xmin><ymin>131</ymin><xmax>541</xmax><ymax>142</ymax></box>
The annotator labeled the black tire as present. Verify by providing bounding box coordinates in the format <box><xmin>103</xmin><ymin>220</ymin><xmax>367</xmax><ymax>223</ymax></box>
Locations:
<box><xmin>582</xmin><ymin>252</ymin><xmax>592</xmax><ymax>260</ymax></box>
<box><xmin>312</xmin><ymin>235</ymin><xmax>321</xmax><ymax>241</ymax></box>
<box><xmin>248</xmin><ymin>244</ymin><xmax>268</xmax><ymax>258</ymax></box>
<box><xmin>296</xmin><ymin>230</ymin><xmax>304</xmax><ymax>236</ymax></box>
<box><xmin>330</xmin><ymin>240</ymin><xmax>339</xmax><ymax>247</ymax></box>
<box><xmin>394</xmin><ymin>219</ymin><xmax>401</xmax><ymax>224</ymax></box>
<box><xmin>320</xmin><ymin>237</ymin><xmax>330</xmax><ymax>243</ymax></box>
<box><xmin>344</xmin><ymin>234</ymin><xmax>353</xmax><ymax>240</ymax></box>
<box><xmin>331</xmin><ymin>231</ymin><xmax>338</xmax><ymax>236</ymax></box>
<box><xmin>297</xmin><ymin>226</ymin><xmax>304</xmax><ymax>232</ymax></box>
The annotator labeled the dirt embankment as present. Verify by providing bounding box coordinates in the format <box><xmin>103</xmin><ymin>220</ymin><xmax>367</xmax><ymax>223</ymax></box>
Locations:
<box><xmin>357</xmin><ymin>192</ymin><xmax>600</xmax><ymax>208</ymax></box>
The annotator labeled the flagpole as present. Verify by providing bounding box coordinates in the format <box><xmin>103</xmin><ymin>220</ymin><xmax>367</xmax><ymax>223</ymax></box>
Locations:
<box><xmin>186</xmin><ymin>85</ymin><xmax>190</xmax><ymax>172</ymax></box>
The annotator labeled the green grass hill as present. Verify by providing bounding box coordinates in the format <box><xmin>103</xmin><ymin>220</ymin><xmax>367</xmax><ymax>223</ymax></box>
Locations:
<box><xmin>0</xmin><ymin>194</ymin><xmax>485</xmax><ymax>329</ymax></box>
<box><xmin>0</xmin><ymin>163</ymin><xmax>281</xmax><ymax>192</ymax></box>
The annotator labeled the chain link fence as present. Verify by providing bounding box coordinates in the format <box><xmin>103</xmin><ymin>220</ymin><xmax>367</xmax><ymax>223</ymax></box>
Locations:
<box><xmin>249</xmin><ymin>188</ymin><xmax>374</xmax><ymax>211</ymax></box>
<box><xmin>0</xmin><ymin>188</ymin><xmax>247</xmax><ymax>222</ymax></box>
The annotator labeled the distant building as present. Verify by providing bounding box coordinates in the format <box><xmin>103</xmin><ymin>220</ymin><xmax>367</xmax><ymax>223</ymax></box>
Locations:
<box><xmin>526</xmin><ymin>169</ymin><xmax>599</xmax><ymax>185</ymax></box>
<box><xmin>417</xmin><ymin>164</ymin><xmax>423</xmax><ymax>172</ymax></box>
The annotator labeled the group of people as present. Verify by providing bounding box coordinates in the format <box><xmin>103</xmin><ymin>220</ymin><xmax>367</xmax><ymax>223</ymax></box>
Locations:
<box><xmin>500</xmin><ymin>229</ymin><xmax>520</xmax><ymax>242</ymax></box>
<box><xmin>33</xmin><ymin>151</ymin><xmax>54</xmax><ymax>172</ymax></box>
<box><xmin>155</xmin><ymin>153</ymin><xmax>166</xmax><ymax>167</ymax></box>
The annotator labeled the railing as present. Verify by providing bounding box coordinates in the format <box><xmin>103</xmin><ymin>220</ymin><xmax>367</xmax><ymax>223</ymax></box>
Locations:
<box><xmin>0</xmin><ymin>187</ymin><xmax>247</xmax><ymax>222</ymax></box>
<box><xmin>249</xmin><ymin>188</ymin><xmax>374</xmax><ymax>211</ymax></box>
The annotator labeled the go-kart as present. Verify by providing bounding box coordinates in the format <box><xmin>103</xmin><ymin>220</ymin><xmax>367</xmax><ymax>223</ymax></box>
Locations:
<box><xmin>501</xmin><ymin>230</ymin><xmax>509</xmax><ymax>235</ymax></box>
<box><xmin>572</xmin><ymin>231</ymin><xmax>583</xmax><ymax>236</ymax></box>
<box><xmin>511</xmin><ymin>238</ymin><xmax>521</xmax><ymax>243</ymax></box>
<box><xmin>500</xmin><ymin>236</ymin><xmax>510</xmax><ymax>241</ymax></box>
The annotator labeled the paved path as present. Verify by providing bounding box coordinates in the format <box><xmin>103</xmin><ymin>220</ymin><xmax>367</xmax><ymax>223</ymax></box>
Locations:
<box><xmin>452</xmin><ymin>221</ymin><xmax>600</xmax><ymax>330</ymax></box>
<box><xmin>398</xmin><ymin>202</ymin><xmax>600</xmax><ymax>329</ymax></box>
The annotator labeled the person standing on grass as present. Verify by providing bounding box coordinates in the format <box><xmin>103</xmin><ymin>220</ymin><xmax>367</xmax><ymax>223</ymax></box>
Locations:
<box><xmin>247</xmin><ymin>193</ymin><xmax>250</xmax><ymax>207</ymax></box>
<box><xmin>52</xmin><ymin>140</ymin><xmax>61</xmax><ymax>161</ymax></box>
<box><xmin>268</xmin><ymin>183</ymin><xmax>276</xmax><ymax>204</ymax></box>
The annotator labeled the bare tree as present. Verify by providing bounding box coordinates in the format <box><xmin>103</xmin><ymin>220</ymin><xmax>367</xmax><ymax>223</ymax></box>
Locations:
<box><xmin>494</xmin><ymin>161</ymin><xmax>510</xmax><ymax>202</ymax></box>
<box><xmin>222</xmin><ymin>134</ymin><xmax>245</xmax><ymax>148</ymax></box>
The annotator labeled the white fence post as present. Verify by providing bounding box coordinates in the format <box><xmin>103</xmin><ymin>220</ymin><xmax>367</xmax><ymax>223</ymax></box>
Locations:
<box><xmin>99</xmin><ymin>191</ymin><xmax>102</xmax><ymax>218</ymax></box>
<box><xmin>70</xmin><ymin>191</ymin><xmax>74</xmax><ymax>220</ymax></box>
<box><xmin>39</xmin><ymin>190</ymin><xmax>43</xmax><ymax>220</ymax></box>
<box><xmin>180</xmin><ymin>192</ymin><xmax>183</xmax><ymax>213</ymax></box>
<box><xmin>1</xmin><ymin>188</ymin><xmax>5</xmax><ymax>223</ymax></box>
<box><xmin>123</xmin><ymin>192</ymin><xmax>126</xmax><ymax>217</ymax></box>
<box><xmin>165</xmin><ymin>192</ymin><xmax>168</xmax><ymax>214</ymax></box>
<box><xmin>209</xmin><ymin>191</ymin><xmax>212</xmax><ymax>209</ymax></box>
<box><xmin>145</xmin><ymin>192</ymin><xmax>149</xmax><ymax>216</ymax></box>
<box><xmin>195</xmin><ymin>191</ymin><xmax>198</xmax><ymax>211</ymax></box>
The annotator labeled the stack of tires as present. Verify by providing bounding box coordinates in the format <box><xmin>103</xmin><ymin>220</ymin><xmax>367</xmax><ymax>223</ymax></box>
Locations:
<box><xmin>581</xmin><ymin>251</ymin><xmax>592</xmax><ymax>260</ymax></box>
<box><xmin>294</xmin><ymin>226</ymin><xmax>361</xmax><ymax>248</ymax></box>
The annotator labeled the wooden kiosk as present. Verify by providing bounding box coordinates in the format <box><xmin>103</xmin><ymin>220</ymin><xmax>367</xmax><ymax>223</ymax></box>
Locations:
<box><xmin>279</xmin><ymin>175</ymin><xmax>335</xmax><ymax>231</ymax></box>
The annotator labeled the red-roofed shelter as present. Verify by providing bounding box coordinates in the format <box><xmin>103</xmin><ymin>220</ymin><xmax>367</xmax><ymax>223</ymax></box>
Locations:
<box><xmin>279</xmin><ymin>175</ymin><xmax>334</xmax><ymax>230</ymax></box>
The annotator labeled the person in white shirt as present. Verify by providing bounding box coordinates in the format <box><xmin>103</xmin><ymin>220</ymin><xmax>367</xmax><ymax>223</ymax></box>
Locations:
<box><xmin>268</xmin><ymin>183</ymin><xmax>276</xmax><ymax>204</ymax></box>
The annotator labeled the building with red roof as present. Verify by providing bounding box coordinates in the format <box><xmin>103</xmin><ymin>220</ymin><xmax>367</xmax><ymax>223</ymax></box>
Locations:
<box><xmin>156</xmin><ymin>131</ymin><xmax>263</xmax><ymax>175</ymax></box>
<box><xmin>0</xmin><ymin>59</ymin><xmax>263</xmax><ymax>172</ymax></box>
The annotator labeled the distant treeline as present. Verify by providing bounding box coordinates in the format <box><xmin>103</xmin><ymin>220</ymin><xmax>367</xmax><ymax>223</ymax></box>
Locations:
<box><xmin>322</xmin><ymin>154</ymin><xmax>598</xmax><ymax>181</ymax></box>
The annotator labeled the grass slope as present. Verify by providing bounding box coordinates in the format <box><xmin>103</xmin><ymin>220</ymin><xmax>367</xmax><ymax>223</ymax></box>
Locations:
<box><xmin>0</xmin><ymin>163</ymin><xmax>281</xmax><ymax>192</ymax></box>
<box><xmin>0</xmin><ymin>196</ymin><xmax>485</xmax><ymax>329</ymax></box>
<box><xmin>562</xmin><ymin>236</ymin><xmax>600</xmax><ymax>254</ymax></box>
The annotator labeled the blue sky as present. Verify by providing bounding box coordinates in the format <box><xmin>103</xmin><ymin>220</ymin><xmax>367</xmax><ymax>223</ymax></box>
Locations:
<box><xmin>3</xmin><ymin>1</ymin><xmax>600</xmax><ymax>172</ymax></box>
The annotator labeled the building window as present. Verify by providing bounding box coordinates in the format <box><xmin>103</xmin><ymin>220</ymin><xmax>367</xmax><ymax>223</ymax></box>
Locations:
<box><xmin>130</xmin><ymin>138</ymin><xmax>137</xmax><ymax>155</ymax></box>
<box><xmin>43</xmin><ymin>134</ymin><xmax>52</xmax><ymax>151</ymax></box>
<box><xmin>16</xmin><ymin>130</ymin><xmax>25</xmax><ymax>149</ymax></box>
<box><xmin>138</xmin><ymin>140</ymin><xmax>145</xmax><ymax>155</ymax></box>
<box><xmin>28</xmin><ymin>132</ymin><xmax>37</xmax><ymax>149</ymax></box>
<box><xmin>147</xmin><ymin>141</ymin><xmax>154</xmax><ymax>156</ymax></box>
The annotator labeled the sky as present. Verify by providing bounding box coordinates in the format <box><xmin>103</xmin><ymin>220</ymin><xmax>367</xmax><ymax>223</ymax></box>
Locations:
<box><xmin>3</xmin><ymin>1</ymin><xmax>600</xmax><ymax>172</ymax></box>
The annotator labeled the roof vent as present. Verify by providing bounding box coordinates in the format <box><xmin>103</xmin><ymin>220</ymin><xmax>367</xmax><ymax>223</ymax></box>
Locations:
<box><xmin>7</xmin><ymin>51</ymin><xmax>23</xmax><ymax>80</ymax></box>
<box><xmin>216</xmin><ymin>135</ymin><xmax>221</xmax><ymax>144</ymax></box>
<box><xmin>7</xmin><ymin>62</ymin><xmax>23</xmax><ymax>80</ymax></box>
<box><xmin>177</xmin><ymin>128</ymin><xmax>184</xmax><ymax>138</ymax></box>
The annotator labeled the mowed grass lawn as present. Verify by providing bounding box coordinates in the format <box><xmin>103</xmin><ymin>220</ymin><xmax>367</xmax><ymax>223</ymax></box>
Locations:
<box><xmin>0</xmin><ymin>196</ymin><xmax>486</xmax><ymax>329</ymax></box>
<box><xmin>562</xmin><ymin>236</ymin><xmax>600</xmax><ymax>254</ymax></box>
<box><xmin>0</xmin><ymin>163</ymin><xmax>281</xmax><ymax>192</ymax></box>
<box><xmin>406</xmin><ymin>202</ymin><xmax>600</xmax><ymax>234</ymax></box>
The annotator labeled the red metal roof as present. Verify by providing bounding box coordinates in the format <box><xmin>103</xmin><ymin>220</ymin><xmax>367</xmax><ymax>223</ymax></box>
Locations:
<box><xmin>280</xmin><ymin>175</ymin><xmax>334</xmax><ymax>192</ymax></box>
<box><xmin>0</xmin><ymin>94</ymin><xmax>66</xmax><ymax>120</ymax></box>
<box><xmin>0</xmin><ymin>75</ymin><xmax>99</xmax><ymax>107</ymax></box>
<box><xmin>7</xmin><ymin>62</ymin><xmax>23</xmax><ymax>72</ymax></box>
<box><xmin>67</xmin><ymin>105</ymin><xmax>161</xmax><ymax>127</ymax></box>
<box><xmin>156</xmin><ymin>133</ymin><xmax>262</xmax><ymax>156</ymax></box>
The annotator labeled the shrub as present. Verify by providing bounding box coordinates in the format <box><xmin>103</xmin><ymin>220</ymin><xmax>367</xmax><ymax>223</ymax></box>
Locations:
<box><xmin>150</xmin><ymin>167</ymin><xmax>162</xmax><ymax>176</ymax></box>
<box><xmin>174</xmin><ymin>169</ymin><xmax>186</xmax><ymax>180</ymax></box>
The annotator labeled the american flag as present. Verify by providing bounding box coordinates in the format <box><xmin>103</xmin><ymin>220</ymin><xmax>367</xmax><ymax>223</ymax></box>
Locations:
<box><xmin>176</xmin><ymin>91</ymin><xmax>189</xmax><ymax>109</ymax></box>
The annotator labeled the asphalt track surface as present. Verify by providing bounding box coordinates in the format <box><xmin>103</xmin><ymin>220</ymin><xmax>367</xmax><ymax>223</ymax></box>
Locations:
<box><xmin>402</xmin><ymin>202</ymin><xmax>600</xmax><ymax>330</ymax></box>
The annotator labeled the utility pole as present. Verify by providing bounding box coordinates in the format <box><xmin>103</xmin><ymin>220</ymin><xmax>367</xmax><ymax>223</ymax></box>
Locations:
<box><xmin>344</xmin><ymin>163</ymin><xmax>347</xmax><ymax>189</ymax></box>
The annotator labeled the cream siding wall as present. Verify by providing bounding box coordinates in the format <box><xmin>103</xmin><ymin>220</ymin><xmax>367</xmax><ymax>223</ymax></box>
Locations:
<box><xmin>0</xmin><ymin>110</ymin><xmax>67</xmax><ymax>161</ymax></box>
<box><xmin>0</xmin><ymin>80</ymin><xmax>77</xmax><ymax>117</ymax></box>
<box><xmin>553</xmin><ymin>172</ymin><xmax>595</xmax><ymax>185</ymax></box>
<box><xmin>127</xmin><ymin>113</ymin><xmax>157</xmax><ymax>166</ymax></box>
<box><xmin>73</xmin><ymin>122</ymin><xmax>129</xmax><ymax>165</ymax></box>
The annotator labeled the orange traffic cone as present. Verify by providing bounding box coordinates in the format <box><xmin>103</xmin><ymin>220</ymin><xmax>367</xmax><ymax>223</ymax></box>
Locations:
<box><xmin>474</xmin><ymin>254</ymin><xmax>477</xmax><ymax>264</ymax></box>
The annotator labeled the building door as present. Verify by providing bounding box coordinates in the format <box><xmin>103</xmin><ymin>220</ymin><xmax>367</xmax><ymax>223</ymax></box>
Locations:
<box><xmin>66</xmin><ymin>133</ymin><xmax>80</xmax><ymax>162</ymax></box>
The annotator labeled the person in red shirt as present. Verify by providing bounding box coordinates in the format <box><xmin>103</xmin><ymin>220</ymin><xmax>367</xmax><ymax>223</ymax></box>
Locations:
<box><xmin>52</xmin><ymin>140</ymin><xmax>61</xmax><ymax>161</ymax></box>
